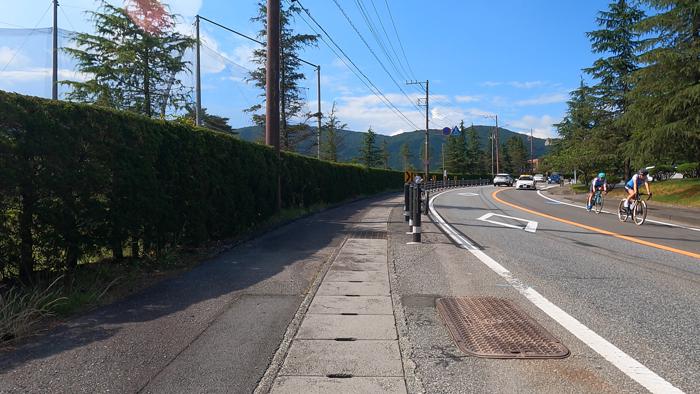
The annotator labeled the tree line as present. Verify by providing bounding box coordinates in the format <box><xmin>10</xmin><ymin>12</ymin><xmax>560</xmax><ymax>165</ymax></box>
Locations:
<box><xmin>545</xmin><ymin>0</ymin><xmax>700</xmax><ymax>182</ymax></box>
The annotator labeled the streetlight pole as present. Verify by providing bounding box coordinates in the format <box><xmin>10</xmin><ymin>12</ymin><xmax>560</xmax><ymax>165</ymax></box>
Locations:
<box><xmin>195</xmin><ymin>15</ymin><xmax>202</xmax><ymax>126</ymax></box>
<box><xmin>52</xmin><ymin>0</ymin><xmax>58</xmax><ymax>100</ymax></box>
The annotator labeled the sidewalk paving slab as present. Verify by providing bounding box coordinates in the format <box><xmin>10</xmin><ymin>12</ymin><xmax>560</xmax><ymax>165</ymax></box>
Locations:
<box><xmin>307</xmin><ymin>295</ymin><xmax>393</xmax><ymax>315</ymax></box>
<box><xmin>296</xmin><ymin>314</ymin><xmax>397</xmax><ymax>340</ymax></box>
<box><xmin>316</xmin><ymin>281</ymin><xmax>390</xmax><ymax>296</ymax></box>
<box><xmin>270</xmin><ymin>376</ymin><xmax>407</xmax><ymax>394</ymax></box>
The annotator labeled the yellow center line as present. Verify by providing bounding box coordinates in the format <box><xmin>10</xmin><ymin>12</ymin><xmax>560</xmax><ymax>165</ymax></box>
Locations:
<box><xmin>492</xmin><ymin>188</ymin><xmax>700</xmax><ymax>260</ymax></box>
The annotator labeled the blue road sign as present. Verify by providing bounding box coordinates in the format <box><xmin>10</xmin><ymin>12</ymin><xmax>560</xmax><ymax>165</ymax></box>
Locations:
<box><xmin>442</xmin><ymin>127</ymin><xmax>451</xmax><ymax>135</ymax></box>
<box><xmin>452</xmin><ymin>126</ymin><xmax>461</xmax><ymax>136</ymax></box>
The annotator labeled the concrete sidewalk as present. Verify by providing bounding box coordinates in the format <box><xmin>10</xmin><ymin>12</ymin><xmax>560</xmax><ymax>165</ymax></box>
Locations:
<box><xmin>0</xmin><ymin>195</ymin><xmax>402</xmax><ymax>394</ymax></box>
<box><xmin>543</xmin><ymin>185</ymin><xmax>700</xmax><ymax>227</ymax></box>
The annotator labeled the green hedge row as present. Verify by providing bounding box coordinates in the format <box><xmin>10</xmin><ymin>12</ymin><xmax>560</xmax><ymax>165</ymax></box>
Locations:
<box><xmin>0</xmin><ymin>91</ymin><xmax>402</xmax><ymax>284</ymax></box>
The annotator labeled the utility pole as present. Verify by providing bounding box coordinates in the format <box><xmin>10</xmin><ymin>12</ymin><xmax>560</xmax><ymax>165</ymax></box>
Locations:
<box><xmin>316</xmin><ymin>65</ymin><xmax>322</xmax><ymax>159</ymax></box>
<box><xmin>494</xmin><ymin>114</ymin><xmax>499</xmax><ymax>174</ymax></box>
<box><xmin>266</xmin><ymin>0</ymin><xmax>281</xmax><ymax>210</ymax></box>
<box><xmin>483</xmin><ymin>114</ymin><xmax>499</xmax><ymax>175</ymax></box>
<box><xmin>406</xmin><ymin>80</ymin><xmax>429</xmax><ymax>179</ymax></box>
<box><xmin>530</xmin><ymin>128</ymin><xmax>534</xmax><ymax>173</ymax></box>
<box><xmin>195</xmin><ymin>15</ymin><xmax>202</xmax><ymax>126</ymax></box>
<box><xmin>52</xmin><ymin>0</ymin><xmax>58</xmax><ymax>100</ymax></box>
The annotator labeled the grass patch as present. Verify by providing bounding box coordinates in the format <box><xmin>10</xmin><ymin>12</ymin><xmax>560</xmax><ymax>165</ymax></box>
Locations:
<box><xmin>569</xmin><ymin>179</ymin><xmax>700</xmax><ymax>208</ymax></box>
<box><xmin>0</xmin><ymin>278</ymin><xmax>66</xmax><ymax>343</ymax></box>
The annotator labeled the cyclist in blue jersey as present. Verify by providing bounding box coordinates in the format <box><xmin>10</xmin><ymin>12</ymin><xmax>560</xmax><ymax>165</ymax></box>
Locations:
<box><xmin>624</xmin><ymin>169</ymin><xmax>652</xmax><ymax>212</ymax></box>
<box><xmin>587</xmin><ymin>172</ymin><xmax>608</xmax><ymax>211</ymax></box>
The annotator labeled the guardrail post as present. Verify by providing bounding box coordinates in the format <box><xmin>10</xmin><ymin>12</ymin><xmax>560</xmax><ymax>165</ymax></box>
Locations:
<box><xmin>404</xmin><ymin>183</ymin><xmax>410</xmax><ymax>222</ymax></box>
<box><xmin>413</xmin><ymin>182</ymin><xmax>422</xmax><ymax>242</ymax></box>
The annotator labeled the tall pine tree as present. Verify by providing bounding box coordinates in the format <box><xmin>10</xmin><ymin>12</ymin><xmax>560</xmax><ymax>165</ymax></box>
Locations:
<box><xmin>358</xmin><ymin>127</ymin><xmax>382</xmax><ymax>168</ymax></box>
<box><xmin>246</xmin><ymin>1</ymin><xmax>318</xmax><ymax>151</ymax></box>
<box><xmin>63</xmin><ymin>1</ymin><xmax>193</xmax><ymax>117</ymax></box>
<box><xmin>624</xmin><ymin>0</ymin><xmax>700</xmax><ymax>164</ymax></box>
<box><xmin>321</xmin><ymin>102</ymin><xmax>346</xmax><ymax>162</ymax></box>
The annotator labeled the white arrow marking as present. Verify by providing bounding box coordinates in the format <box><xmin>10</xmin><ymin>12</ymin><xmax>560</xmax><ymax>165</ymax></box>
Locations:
<box><xmin>457</xmin><ymin>192</ymin><xmax>479</xmax><ymax>197</ymax></box>
<box><xmin>477</xmin><ymin>212</ymin><xmax>538</xmax><ymax>233</ymax></box>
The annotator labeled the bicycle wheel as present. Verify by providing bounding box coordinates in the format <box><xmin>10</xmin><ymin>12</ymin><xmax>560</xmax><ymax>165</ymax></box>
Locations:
<box><xmin>594</xmin><ymin>194</ymin><xmax>604</xmax><ymax>214</ymax></box>
<box><xmin>633</xmin><ymin>200</ymin><xmax>647</xmax><ymax>225</ymax></box>
<box><xmin>617</xmin><ymin>200</ymin><xmax>628</xmax><ymax>222</ymax></box>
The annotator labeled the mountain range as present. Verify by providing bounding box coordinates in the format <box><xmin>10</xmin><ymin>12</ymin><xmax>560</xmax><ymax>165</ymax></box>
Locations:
<box><xmin>234</xmin><ymin>125</ymin><xmax>551</xmax><ymax>171</ymax></box>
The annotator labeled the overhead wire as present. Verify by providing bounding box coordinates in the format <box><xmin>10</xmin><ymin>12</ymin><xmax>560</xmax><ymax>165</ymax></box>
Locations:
<box><xmin>353</xmin><ymin>0</ymin><xmax>407</xmax><ymax>82</ymax></box>
<box><xmin>1</xmin><ymin>2</ymin><xmax>52</xmax><ymax>72</ymax></box>
<box><xmin>383</xmin><ymin>0</ymin><xmax>416</xmax><ymax>81</ymax></box>
<box><xmin>293</xmin><ymin>0</ymin><xmax>420</xmax><ymax>130</ymax></box>
<box><xmin>331</xmin><ymin>0</ymin><xmax>424</xmax><ymax>115</ymax></box>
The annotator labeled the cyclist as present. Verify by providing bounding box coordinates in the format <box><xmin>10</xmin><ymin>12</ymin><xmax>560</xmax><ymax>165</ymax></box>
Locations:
<box><xmin>624</xmin><ymin>169</ymin><xmax>653</xmax><ymax>213</ymax></box>
<box><xmin>587</xmin><ymin>172</ymin><xmax>608</xmax><ymax>211</ymax></box>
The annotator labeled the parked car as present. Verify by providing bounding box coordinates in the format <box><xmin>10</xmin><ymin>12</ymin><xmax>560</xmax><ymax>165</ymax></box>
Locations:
<box><xmin>493</xmin><ymin>173</ymin><xmax>514</xmax><ymax>187</ymax></box>
<box><xmin>548</xmin><ymin>173</ymin><xmax>561</xmax><ymax>184</ymax></box>
<box><xmin>533</xmin><ymin>173</ymin><xmax>545</xmax><ymax>183</ymax></box>
<box><xmin>515</xmin><ymin>175</ymin><xmax>535</xmax><ymax>190</ymax></box>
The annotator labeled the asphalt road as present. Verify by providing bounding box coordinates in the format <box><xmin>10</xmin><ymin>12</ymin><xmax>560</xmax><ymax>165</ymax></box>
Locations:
<box><xmin>428</xmin><ymin>185</ymin><xmax>699</xmax><ymax>393</ymax></box>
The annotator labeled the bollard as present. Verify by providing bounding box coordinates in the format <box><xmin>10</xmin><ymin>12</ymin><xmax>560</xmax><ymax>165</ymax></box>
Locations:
<box><xmin>413</xmin><ymin>182</ymin><xmax>422</xmax><ymax>242</ymax></box>
<box><xmin>403</xmin><ymin>183</ymin><xmax>410</xmax><ymax>222</ymax></box>
<box><xmin>408</xmin><ymin>183</ymin><xmax>414</xmax><ymax>229</ymax></box>
<box><xmin>424</xmin><ymin>189</ymin><xmax>430</xmax><ymax>215</ymax></box>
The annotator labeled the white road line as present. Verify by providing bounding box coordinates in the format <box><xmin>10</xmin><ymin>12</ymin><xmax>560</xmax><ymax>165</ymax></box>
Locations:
<box><xmin>536</xmin><ymin>189</ymin><xmax>700</xmax><ymax>232</ymax></box>
<box><xmin>477</xmin><ymin>213</ymin><xmax>538</xmax><ymax>233</ymax></box>
<box><xmin>429</xmin><ymin>190</ymin><xmax>685</xmax><ymax>394</ymax></box>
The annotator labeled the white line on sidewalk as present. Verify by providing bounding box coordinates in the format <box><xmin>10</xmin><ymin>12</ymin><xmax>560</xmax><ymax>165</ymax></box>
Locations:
<box><xmin>536</xmin><ymin>189</ymin><xmax>700</xmax><ymax>232</ymax></box>
<box><xmin>429</xmin><ymin>190</ymin><xmax>685</xmax><ymax>394</ymax></box>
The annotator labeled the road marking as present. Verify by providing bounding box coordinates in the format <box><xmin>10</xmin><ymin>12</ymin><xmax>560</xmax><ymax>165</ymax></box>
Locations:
<box><xmin>477</xmin><ymin>213</ymin><xmax>538</xmax><ymax>233</ymax></box>
<box><xmin>536</xmin><ymin>189</ymin><xmax>700</xmax><ymax>232</ymax></box>
<box><xmin>457</xmin><ymin>192</ymin><xmax>479</xmax><ymax>197</ymax></box>
<box><xmin>493</xmin><ymin>189</ymin><xmax>700</xmax><ymax>260</ymax></box>
<box><xmin>428</xmin><ymin>192</ymin><xmax>684</xmax><ymax>394</ymax></box>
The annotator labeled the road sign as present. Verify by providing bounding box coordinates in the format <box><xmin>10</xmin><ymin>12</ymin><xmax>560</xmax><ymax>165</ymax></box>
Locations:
<box><xmin>442</xmin><ymin>127</ymin><xmax>451</xmax><ymax>135</ymax></box>
<box><xmin>404</xmin><ymin>171</ymin><xmax>414</xmax><ymax>183</ymax></box>
<box><xmin>452</xmin><ymin>126</ymin><xmax>460</xmax><ymax>136</ymax></box>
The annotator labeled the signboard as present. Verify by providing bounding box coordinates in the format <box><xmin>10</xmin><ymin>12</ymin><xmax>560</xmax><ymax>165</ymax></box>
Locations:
<box><xmin>404</xmin><ymin>171</ymin><xmax>414</xmax><ymax>183</ymax></box>
<box><xmin>442</xmin><ymin>127</ymin><xmax>451</xmax><ymax>135</ymax></box>
<box><xmin>452</xmin><ymin>126</ymin><xmax>460</xmax><ymax>136</ymax></box>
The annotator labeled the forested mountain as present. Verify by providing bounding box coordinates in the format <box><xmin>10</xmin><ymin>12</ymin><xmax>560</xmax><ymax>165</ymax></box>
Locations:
<box><xmin>235</xmin><ymin>125</ymin><xmax>549</xmax><ymax>172</ymax></box>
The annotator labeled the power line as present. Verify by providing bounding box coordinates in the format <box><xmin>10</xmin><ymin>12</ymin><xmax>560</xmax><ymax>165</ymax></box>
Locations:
<box><xmin>293</xmin><ymin>0</ymin><xmax>420</xmax><ymax>131</ymax></box>
<box><xmin>383</xmin><ymin>0</ymin><xmax>416</xmax><ymax>81</ymax></box>
<box><xmin>331</xmin><ymin>0</ymin><xmax>424</xmax><ymax>115</ymax></box>
<box><xmin>353</xmin><ymin>0</ymin><xmax>407</xmax><ymax>82</ymax></box>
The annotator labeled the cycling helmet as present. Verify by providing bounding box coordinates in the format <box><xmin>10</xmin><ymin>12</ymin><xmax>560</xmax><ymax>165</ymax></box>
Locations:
<box><xmin>639</xmin><ymin>168</ymin><xmax>649</xmax><ymax>175</ymax></box>
<box><xmin>598</xmin><ymin>172</ymin><xmax>606</xmax><ymax>178</ymax></box>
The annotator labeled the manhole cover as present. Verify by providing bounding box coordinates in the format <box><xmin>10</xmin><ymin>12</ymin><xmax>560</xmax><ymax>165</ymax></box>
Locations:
<box><xmin>349</xmin><ymin>230</ymin><xmax>387</xmax><ymax>239</ymax></box>
<box><xmin>436</xmin><ymin>297</ymin><xmax>569</xmax><ymax>359</ymax></box>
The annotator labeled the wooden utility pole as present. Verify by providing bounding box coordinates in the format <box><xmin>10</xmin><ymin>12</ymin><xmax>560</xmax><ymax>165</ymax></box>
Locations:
<box><xmin>52</xmin><ymin>0</ymin><xmax>58</xmax><ymax>99</ymax></box>
<box><xmin>317</xmin><ymin>65</ymin><xmax>322</xmax><ymax>159</ymax></box>
<box><xmin>494</xmin><ymin>114</ymin><xmax>499</xmax><ymax>174</ymax></box>
<box><xmin>266</xmin><ymin>0</ymin><xmax>281</xmax><ymax>210</ymax></box>
<box><xmin>530</xmin><ymin>128</ymin><xmax>534</xmax><ymax>173</ymax></box>
<box><xmin>195</xmin><ymin>15</ymin><xmax>202</xmax><ymax>126</ymax></box>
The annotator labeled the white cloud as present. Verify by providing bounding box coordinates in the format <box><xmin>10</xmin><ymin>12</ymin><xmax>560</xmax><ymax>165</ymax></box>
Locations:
<box><xmin>454</xmin><ymin>95</ymin><xmax>479</xmax><ymax>103</ymax></box>
<box><xmin>0</xmin><ymin>46</ymin><xmax>30</xmax><ymax>68</ymax></box>
<box><xmin>516</xmin><ymin>92</ymin><xmax>568</xmax><ymax>106</ymax></box>
<box><xmin>507</xmin><ymin>114</ymin><xmax>561</xmax><ymax>138</ymax></box>
<box><xmin>481</xmin><ymin>80</ymin><xmax>548</xmax><ymax>89</ymax></box>
<box><xmin>0</xmin><ymin>68</ymin><xmax>90</xmax><ymax>83</ymax></box>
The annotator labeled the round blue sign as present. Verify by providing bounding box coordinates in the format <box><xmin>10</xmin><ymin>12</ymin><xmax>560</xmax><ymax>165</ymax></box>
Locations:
<box><xmin>442</xmin><ymin>127</ymin><xmax>451</xmax><ymax>135</ymax></box>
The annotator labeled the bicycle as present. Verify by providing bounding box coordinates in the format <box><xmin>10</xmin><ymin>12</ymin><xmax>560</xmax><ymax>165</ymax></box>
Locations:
<box><xmin>617</xmin><ymin>193</ymin><xmax>650</xmax><ymax>225</ymax></box>
<box><xmin>592</xmin><ymin>189</ymin><xmax>604</xmax><ymax>214</ymax></box>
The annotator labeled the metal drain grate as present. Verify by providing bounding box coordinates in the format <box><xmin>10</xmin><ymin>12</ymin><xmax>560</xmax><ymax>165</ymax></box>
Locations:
<box><xmin>436</xmin><ymin>297</ymin><xmax>569</xmax><ymax>359</ymax></box>
<box><xmin>348</xmin><ymin>230</ymin><xmax>387</xmax><ymax>239</ymax></box>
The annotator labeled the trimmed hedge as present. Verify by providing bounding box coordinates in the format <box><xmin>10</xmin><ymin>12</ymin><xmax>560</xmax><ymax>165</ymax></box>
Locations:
<box><xmin>0</xmin><ymin>91</ymin><xmax>402</xmax><ymax>283</ymax></box>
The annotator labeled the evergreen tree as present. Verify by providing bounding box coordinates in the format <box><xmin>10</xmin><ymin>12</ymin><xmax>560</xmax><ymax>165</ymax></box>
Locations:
<box><xmin>465</xmin><ymin>124</ymin><xmax>484</xmax><ymax>174</ymax></box>
<box><xmin>500</xmin><ymin>142</ymin><xmax>513</xmax><ymax>174</ymax></box>
<box><xmin>246</xmin><ymin>1</ymin><xmax>318</xmax><ymax>151</ymax></box>
<box><xmin>444</xmin><ymin>121</ymin><xmax>469</xmax><ymax>174</ymax></box>
<box><xmin>321</xmin><ymin>102</ymin><xmax>346</xmax><ymax>162</ymax></box>
<box><xmin>63</xmin><ymin>1</ymin><xmax>193</xmax><ymax>117</ymax></box>
<box><xmin>177</xmin><ymin>106</ymin><xmax>236</xmax><ymax>134</ymax></box>
<box><xmin>381</xmin><ymin>140</ymin><xmax>391</xmax><ymax>169</ymax></box>
<box><xmin>400</xmin><ymin>143</ymin><xmax>414</xmax><ymax>171</ymax></box>
<box><xmin>504</xmin><ymin>136</ymin><xmax>528</xmax><ymax>174</ymax></box>
<box><xmin>624</xmin><ymin>0</ymin><xmax>700</xmax><ymax>164</ymax></box>
<box><xmin>584</xmin><ymin>0</ymin><xmax>645</xmax><ymax>177</ymax></box>
<box><xmin>358</xmin><ymin>127</ymin><xmax>381</xmax><ymax>168</ymax></box>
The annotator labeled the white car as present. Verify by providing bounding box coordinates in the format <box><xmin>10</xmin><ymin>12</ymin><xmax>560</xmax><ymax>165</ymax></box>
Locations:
<box><xmin>493</xmin><ymin>173</ymin><xmax>514</xmax><ymax>187</ymax></box>
<box><xmin>533</xmin><ymin>173</ymin><xmax>545</xmax><ymax>183</ymax></box>
<box><xmin>515</xmin><ymin>175</ymin><xmax>535</xmax><ymax>190</ymax></box>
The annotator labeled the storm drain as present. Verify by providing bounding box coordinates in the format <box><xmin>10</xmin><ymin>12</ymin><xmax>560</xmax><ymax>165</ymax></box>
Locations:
<box><xmin>436</xmin><ymin>297</ymin><xmax>569</xmax><ymax>359</ymax></box>
<box><xmin>348</xmin><ymin>230</ymin><xmax>387</xmax><ymax>239</ymax></box>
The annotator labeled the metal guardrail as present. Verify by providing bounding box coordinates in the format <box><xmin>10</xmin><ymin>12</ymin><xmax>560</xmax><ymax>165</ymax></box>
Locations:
<box><xmin>404</xmin><ymin>179</ymin><xmax>491</xmax><ymax>243</ymax></box>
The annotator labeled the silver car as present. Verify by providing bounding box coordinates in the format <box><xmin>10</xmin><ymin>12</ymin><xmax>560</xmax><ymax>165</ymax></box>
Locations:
<box><xmin>493</xmin><ymin>173</ymin><xmax>513</xmax><ymax>187</ymax></box>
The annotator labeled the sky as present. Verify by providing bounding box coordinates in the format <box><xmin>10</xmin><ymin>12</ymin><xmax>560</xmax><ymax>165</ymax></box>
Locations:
<box><xmin>0</xmin><ymin>0</ymin><xmax>620</xmax><ymax>138</ymax></box>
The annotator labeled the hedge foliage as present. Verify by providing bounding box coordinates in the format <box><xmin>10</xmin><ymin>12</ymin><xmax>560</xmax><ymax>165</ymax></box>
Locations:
<box><xmin>676</xmin><ymin>162</ymin><xmax>698</xmax><ymax>178</ymax></box>
<box><xmin>0</xmin><ymin>91</ymin><xmax>402</xmax><ymax>284</ymax></box>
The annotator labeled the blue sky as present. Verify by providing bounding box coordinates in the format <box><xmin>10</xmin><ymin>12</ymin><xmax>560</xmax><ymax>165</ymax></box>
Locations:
<box><xmin>1</xmin><ymin>0</ymin><xmax>619</xmax><ymax>138</ymax></box>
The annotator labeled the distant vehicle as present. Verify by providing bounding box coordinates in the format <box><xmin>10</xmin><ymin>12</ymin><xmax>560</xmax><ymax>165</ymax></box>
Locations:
<box><xmin>533</xmin><ymin>174</ymin><xmax>545</xmax><ymax>183</ymax></box>
<box><xmin>548</xmin><ymin>173</ymin><xmax>561</xmax><ymax>184</ymax></box>
<box><xmin>493</xmin><ymin>173</ymin><xmax>514</xmax><ymax>187</ymax></box>
<box><xmin>516</xmin><ymin>175</ymin><xmax>535</xmax><ymax>190</ymax></box>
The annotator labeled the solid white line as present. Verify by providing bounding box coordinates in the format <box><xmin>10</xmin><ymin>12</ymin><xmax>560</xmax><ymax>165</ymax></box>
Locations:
<box><xmin>429</xmin><ymin>190</ymin><xmax>684</xmax><ymax>394</ymax></box>
<box><xmin>536</xmin><ymin>189</ymin><xmax>700</xmax><ymax>232</ymax></box>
